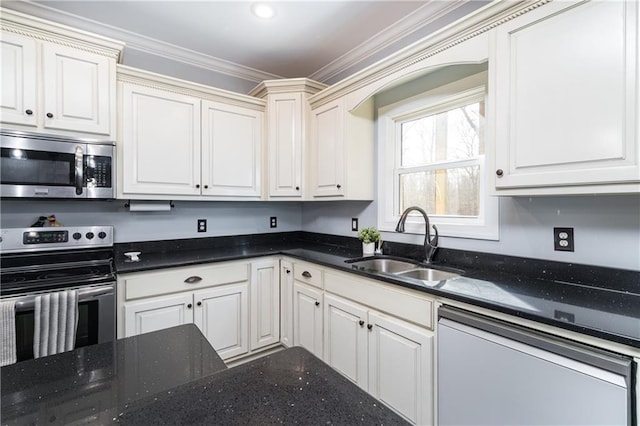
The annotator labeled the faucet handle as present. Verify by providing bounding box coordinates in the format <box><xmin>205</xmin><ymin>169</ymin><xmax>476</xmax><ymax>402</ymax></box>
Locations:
<box><xmin>429</xmin><ymin>224</ymin><xmax>439</xmax><ymax>247</ymax></box>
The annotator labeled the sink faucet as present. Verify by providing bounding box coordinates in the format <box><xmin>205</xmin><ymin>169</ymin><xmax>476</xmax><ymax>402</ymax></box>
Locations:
<box><xmin>395</xmin><ymin>206</ymin><xmax>439</xmax><ymax>264</ymax></box>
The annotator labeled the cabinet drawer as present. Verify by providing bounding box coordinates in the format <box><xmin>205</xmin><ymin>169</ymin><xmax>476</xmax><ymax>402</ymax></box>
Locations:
<box><xmin>293</xmin><ymin>262</ymin><xmax>323</xmax><ymax>288</ymax></box>
<box><xmin>324</xmin><ymin>270</ymin><xmax>433</xmax><ymax>329</ymax></box>
<box><xmin>122</xmin><ymin>262</ymin><xmax>249</xmax><ymax>300</ymax></box>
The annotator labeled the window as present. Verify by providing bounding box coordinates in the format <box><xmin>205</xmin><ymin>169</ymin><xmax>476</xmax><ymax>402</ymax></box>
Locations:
<box><xmin>378</xmin><ymin>72</ymin><xmax>498</xmax><ymax>240</ymax></box>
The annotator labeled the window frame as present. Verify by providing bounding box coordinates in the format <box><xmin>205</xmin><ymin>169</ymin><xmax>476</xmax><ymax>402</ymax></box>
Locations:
<box><xmin>377</xmin><ymin>71</ymin><xmax>499</xmax><ymax>240</ymax></box>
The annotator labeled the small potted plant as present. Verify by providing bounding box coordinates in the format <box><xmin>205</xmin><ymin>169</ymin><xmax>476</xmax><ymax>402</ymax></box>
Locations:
<box><xmin>358</xmin><ymin>227</ymin><xmax>380</xmax><ymax>256</ymax></box>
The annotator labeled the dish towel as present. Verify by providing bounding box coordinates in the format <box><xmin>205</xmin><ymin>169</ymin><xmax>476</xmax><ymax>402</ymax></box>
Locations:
<box><xmin>1</xmin><ymin>300</ymin><xmax>17</xmax><ymax>366</ymax></box>
<box><xmin>34</xmin><ymin>290</ymin><xmax>78</xmax><ymax>358</ymax></box>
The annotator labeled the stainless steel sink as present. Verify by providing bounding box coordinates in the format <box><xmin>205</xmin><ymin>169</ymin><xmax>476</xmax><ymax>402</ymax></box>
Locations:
<box><xmin>346</xmin><ymin>256</ymin><xmax>462</xmax><ymax>286</ymax></box>
<box><xmin>347</xmin><ymin>258</ymin><xmax>419</xmax><ymax>274</ymax></box>
<box><xmin>394</xmin><ymin>268</ymin><xmax>460</xmax><ymax>282</ymax></box>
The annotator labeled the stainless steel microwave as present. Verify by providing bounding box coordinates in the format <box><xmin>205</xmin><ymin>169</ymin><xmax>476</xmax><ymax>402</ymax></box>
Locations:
<box><xmin>0</xmin><ymin>130</ymin><xmax>116</xmax><ymax>199</ymax></box>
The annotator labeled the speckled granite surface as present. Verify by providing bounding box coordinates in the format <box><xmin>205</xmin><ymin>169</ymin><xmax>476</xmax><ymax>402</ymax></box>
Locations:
<box><xmin>1</xmin><ymin>324</ymin><xmax>227</xmax><ymax>425</ymax></box>
<box><xmin>116</xmin><ymin>346</ymin><xmax>408</xmax><ymax>425</ymax></box>
<box><xmin>114</xmin><ymin>232</ymin><xmax>640</xmax><ymax>348</ymax></box>
<box><xmin>1</xmin><ymin>327</ymin><xmax>407</xmax><ymax>425</ymax></box>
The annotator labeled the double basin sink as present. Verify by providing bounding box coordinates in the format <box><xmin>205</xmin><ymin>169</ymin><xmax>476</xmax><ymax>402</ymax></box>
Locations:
<box><xmin>346</xmin><ymin>256</ymin><xmax>462</xmax><ymax>287</ymax></box>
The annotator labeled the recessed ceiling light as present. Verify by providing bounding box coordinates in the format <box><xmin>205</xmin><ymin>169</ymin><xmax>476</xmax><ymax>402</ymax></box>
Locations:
<box><xmin>251</xmin><ymin>3</ymin><xmax>275</xmax><ymax>20</ymax></box>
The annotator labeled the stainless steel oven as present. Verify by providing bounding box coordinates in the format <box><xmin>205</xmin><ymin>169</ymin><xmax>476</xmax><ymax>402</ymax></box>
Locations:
<box><xmin>0</xmin><ymin>130</ymin><xmax>115</xmax><ymax>199</ymax></box>
<box><xmin>1</xmin><ymin>226</ymin><xmax>115</xmax><ymax>363</ymax></box>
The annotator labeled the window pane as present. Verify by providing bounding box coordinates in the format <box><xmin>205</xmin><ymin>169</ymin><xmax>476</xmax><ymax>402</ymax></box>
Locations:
<box><xmin>401</xmin><ymin>101</ymin><xmax>484</xmax><ymax>167</ymax></box>
<box><xmin>399</xmin><ymin>165</ymin><xmax>481</xmax><ymax>217</ymax></box>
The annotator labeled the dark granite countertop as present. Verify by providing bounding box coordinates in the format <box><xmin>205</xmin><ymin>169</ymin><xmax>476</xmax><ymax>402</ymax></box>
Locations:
<box><xmin>117</xmin><ymin>346</ymin><xmax>407</xmax><ymax>425</ymax></box>
<box><xmin>1</xmin><ymin>324</ymin><xmax>227</xmax><ymax>425</ymax></box>
<box><xmin>1</xmin><ymin>325</ymin><xmax>407</xmax><ymax>425</ymax></box>
<box><xmin>114</xmin><ymin>232</ymin><xmax>640</xmax><ymax>349</ymax></box>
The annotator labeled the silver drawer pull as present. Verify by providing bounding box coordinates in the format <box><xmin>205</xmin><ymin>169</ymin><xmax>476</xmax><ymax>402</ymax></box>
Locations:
<box><xmin>184</xmin><ymin>276</ymin><xmax>202</xmax><ymax>284</ymax></box>
<box><xmin>302</xmin><ymin>271</ymin><xmax>312</xmax><ymax>278</ymax></box>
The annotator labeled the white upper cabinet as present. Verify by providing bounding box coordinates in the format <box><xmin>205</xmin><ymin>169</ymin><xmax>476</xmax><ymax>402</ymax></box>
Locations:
<box><xmin>268</xmin><ymin>92</ymin><xmax>304</xmax><ymax>197</ymax></box>
<box><xmin>249</xmin><ymin>79</ymin><xmax>326</xmax><ymax>200</ymax></box>
<box><xmin>41</xmin><ymin>43</ymin><xmax>112</xmax><ymax>135</ymax></box>
<box><xmin>117</xmin><ymin>66</ymin><xmax>266</xmax><ymax>200</ymax></box>
<box><xmin>201</xmin><ymin>100</ymin><xmax>262</xmax><ymax>197</ymax></box>
<box><xmin>120</xmin><ymin>82</ymin><xmax>201</xmax><ymax>196</ymax></box>
<box><xmin>0</xmin><ymin>10</ymin><xmax>122</xmax><ymax>138</ymax></box>
<box><xmin>1</xmin><ymin>32</ymin><xmax>37</xmax><ymax>127</ymax></box>
<box><xmin>311</xmin><ymin>99</ymin><xmax>345</xmax><ymax>197</ymax></box>
<box><xmin>490</xmin><ymin>0</ymin><xmax>639</xmax><ymax>195</ymax></box>
<box><xmin>309</xmin><ymin>95</ymin><xmax>374</xmax><ymax>200</ymax></box>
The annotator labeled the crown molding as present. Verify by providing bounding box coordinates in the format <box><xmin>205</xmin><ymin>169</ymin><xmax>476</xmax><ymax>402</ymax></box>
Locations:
<box><xmin>117</xmin><ymin>65</ymin><xmax>266</xmax><ymax>110</ymax></box>
<box><xmin>248</xmin><ymin>78</ymin><xmax>328</xmax><ymax>99</ymax></box>
<box><xmin>2</xmin><ymin>0</ymin><xmax>283</xmax><ymax>83</ymax></box>
<box><xmin>0</xmin><ymin>7</ymin><xmax>124</xmax><ymax>59</ymax></box>
<box><xmin>308</xmin><ymin>0</ymin><xmax>469</xmax><ymax>83</ymax></box>
<box><xmin>309</xmin><ymin>0</ymin><xmax>550</xmax><ymax>108</ymax></box>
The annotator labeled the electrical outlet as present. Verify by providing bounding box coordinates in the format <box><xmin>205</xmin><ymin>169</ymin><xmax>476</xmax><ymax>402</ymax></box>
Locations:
<box><xmin>554</xmin><ymin>227</ymin><xmax>574</xmax><ymax>252</ymax></box>
<box><xmin>197</xmin><ymin>219</ymin><xmax>207</xmax><ymax>233</ymax></box>
<box><xmin>270</xmin><ymin>217</ymin><xmax>277</xmax><ymax>228</ymax></box>
<box><xmin>352</xmin><ymin>218</ymin><xmax>359</xmax><ymax>231</ymax></box>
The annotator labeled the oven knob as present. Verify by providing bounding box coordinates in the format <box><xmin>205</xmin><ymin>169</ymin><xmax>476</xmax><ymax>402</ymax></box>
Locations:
<box><xmin>73</xmin><ymin>232</ymin><xmax>82</xmax><ymax>240</ymax></box>
<box><xmin>86</xmin><ymin>232</ymin><xmax>95</xmax><ymax>240</ymax></box>
<box><xmin>98</xmin><ymin>231</ymin><xmax>107</xmax><ymax>239</ymax></box>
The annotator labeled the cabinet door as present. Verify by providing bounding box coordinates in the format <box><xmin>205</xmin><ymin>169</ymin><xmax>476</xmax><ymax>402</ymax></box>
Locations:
<box><xmin>250</xmin><ymin>259</ymin><xmax>280</xmax><ymax>351</ymax></box>
<box><xmin>201</xmin><ymin>100</ymin><xmax>262</xmax><ymax>197</ymax></box>
<box><xmin>194</xmin><ymin>283</ymin><xmax>249</xmax><ymax>360</ymax></box>
<box><xmin>492</xmin><ymin>0</ymin><xmax>639</xmax><ymax>190</ymax></box>
<box><xmin>293</xmin><ymin>282</ymin><xmax>323</xmax><ymax>358</ymax></box>
<box><xmin>323</xmin><ymin>294</ymin><xmax>368</xmax><ymax>390</ymax></box>
<box><xmin>124</xmin><ymin>293</ymin><xmax>194</xmax><ymax>337</ymax></box>
<box><xmin>42</xmin><ymin>42</ymin><xmax>112</xmax><ymax>136</ymax></box>
<box><xmin>0</xmin><ymin>32</ymin><xmax>37</xmax><ymax>127</ymax></box>
<box><xmin>368</xmin><ymin>312</ymin><xmax>434</xmax><ymax>425</ymax></box>
<box><xmin>280</xmin><ymin>260</ymin><xmax>294</xmax><ymax>347</ymax></box>
<box><xmin>120</xmin><ymin>82</ymin><xmax>201</xmax><ymax>196</ymax></box>
<box><xmin>268</xmin><ymin>93</ymin><xmax>303</xmax><ymax>197</ymax></box>
<box><xmin>311</xmin><ymin>99</ymin><xmax>344</xmax><ymax>197</ymax></box>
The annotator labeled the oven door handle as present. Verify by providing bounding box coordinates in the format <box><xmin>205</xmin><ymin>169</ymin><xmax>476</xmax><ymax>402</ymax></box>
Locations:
<box><xmin>11</xmin><ymin>285</ymin><xmax>114</xmax><ymax>312</ymax></box>
<box><xmin>75</xmin><ymin>145</ymin><xmax>84</xmax><ymax>196</ymax></box>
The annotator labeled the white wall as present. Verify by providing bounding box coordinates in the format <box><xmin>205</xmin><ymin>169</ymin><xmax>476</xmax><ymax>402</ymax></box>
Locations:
<box><xmin>0</xmin><ymin>200</ymin><xmax>302</xmax><ymax>243</ymax></box>
<box><xmin>301</xmin><ymin>196</ymin><xmax>640</xmax><ymax>271</ymax></box>
<box><xmin>3</xmin><ymin>195</ymin><xmax>637</xmax><ymax>270</ymax></box>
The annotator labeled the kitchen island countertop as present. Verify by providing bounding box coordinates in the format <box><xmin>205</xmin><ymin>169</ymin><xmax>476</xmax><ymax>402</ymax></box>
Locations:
<box><xmin>1</xmin><ymin>324</ymin><xmax>408</xmax><ymax>425</ymax></box>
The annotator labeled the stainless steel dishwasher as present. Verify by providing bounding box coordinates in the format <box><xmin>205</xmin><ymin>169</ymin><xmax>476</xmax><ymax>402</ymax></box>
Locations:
<box><xmin>437</xmin><ymin>306</ymin><xmax>634</xmax><ymax>426</ymax></box>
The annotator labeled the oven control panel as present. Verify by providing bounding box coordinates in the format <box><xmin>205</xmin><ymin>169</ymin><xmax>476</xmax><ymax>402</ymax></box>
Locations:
<box><xmin>0</xmin><ymin>226</ymin><xmax>113</xmax><ymax>253</ymax></box>
<box><xmin>23</xmin><ymin>230</ymin><xmax>69</xmax><ymax>244</ymax></box>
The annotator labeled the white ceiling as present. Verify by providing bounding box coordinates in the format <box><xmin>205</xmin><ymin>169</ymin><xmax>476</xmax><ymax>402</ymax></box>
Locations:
<box><xmin>3</xmin><ymin>1</ymin><xmax>477</xmax><ymax>83</ymax></box>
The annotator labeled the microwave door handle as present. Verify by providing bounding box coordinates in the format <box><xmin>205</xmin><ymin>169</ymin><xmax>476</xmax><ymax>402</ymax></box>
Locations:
<box><xmin>75</xmin><ymin>146</ymin><xmax>83</xmax><ymax>196</ymax></box>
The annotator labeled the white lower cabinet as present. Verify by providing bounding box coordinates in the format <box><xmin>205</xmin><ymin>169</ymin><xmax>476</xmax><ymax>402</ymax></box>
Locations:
<box><xmin>123</xmin><ymin>282</ymin><xmax>249</xmax><ymax>361</ymax></box>
<box><xmin>194</xmin><ymin>283</ymin><xmax>249</xmax><ymax>360</ymax></box>
<box><xmin>323</xmin><ymin>294</ymin><xmax>368</xmax><ymax>390</ymax></box>
<box><xmin>124</xmin><ymin>293</ymin><xmax>194</xmax><ymax>336</ymax></box>
<box><xmin>285</xmin><ymin>260</ymin><xmax>435</xmax><ymax>425</ymax></box>
<box><xmin>292</xmin><ymin>281</ymin><xmax>323</xmax><ymax>358</ymax></box>
<box><xmin>322</xmin><ymin>293</ymin><xmax>434</xmax><ymax>425</ymax></box>
<box><xmin>279</xmin><ymin>260</ymin><xmax>294</xmax><ymax>347</ymax></box>
<box><xmin>368</xmin><ymin>311</ymin><xmax>433</xmax><ymax>425</ymax></box>
<box><xmin>250</xmin><ymin>259</ymin><xmax>280</xmax><ymax>351</ymax></box>
<box><xmin>119</xmin><ymin>258</ymin><xmax>279</xmax><ymax>361</ymax></box>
